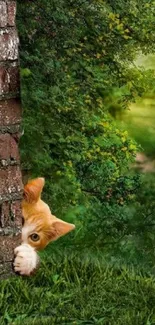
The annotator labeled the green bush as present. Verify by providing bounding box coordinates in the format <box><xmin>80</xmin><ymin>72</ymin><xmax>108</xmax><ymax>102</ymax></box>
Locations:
<box><xmin>17</xmin><ymin>0</ymin><xmax>154</xmax><ymax>246</ymax></box>
<box><xmin>97</xmin><ymin>172</ymin><xmax>155</xmax><ymax>270</ymax></box>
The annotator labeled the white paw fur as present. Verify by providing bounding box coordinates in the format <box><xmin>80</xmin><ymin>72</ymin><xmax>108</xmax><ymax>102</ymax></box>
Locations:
<box><xmin>14</xmin><ymin>244</ymin><xmax>40</xmax><ymax>276</ymax></box>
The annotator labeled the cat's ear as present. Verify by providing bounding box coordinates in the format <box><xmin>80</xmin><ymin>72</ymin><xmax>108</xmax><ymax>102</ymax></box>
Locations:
<box><xmin>24</xmin><ymin>177</ymin><xmax>45</xmax><ymax>203</ymax></box>
<box><xmin>49</xmin><ymin>219</ymin><xmax>75</xmax><ymax>241</ymax></box>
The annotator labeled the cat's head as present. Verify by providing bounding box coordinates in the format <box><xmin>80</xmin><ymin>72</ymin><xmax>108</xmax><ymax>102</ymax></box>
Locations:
<box><xmin>22</xmin><ymin>177</ymin><xmax>75</xmax><ymax>250</ymax></box>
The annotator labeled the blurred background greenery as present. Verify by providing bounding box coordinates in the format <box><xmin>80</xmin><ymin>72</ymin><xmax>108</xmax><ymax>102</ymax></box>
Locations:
<box><xmin>118</xmin><ymin>54</ymin><xmax>155</xmax><ymax>158</ymax></box>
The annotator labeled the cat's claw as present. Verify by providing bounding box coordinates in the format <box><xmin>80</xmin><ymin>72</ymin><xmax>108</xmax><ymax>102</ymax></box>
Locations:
<box><xmin>14</xmin><ymin>244</ymin><xmax>40</xmax><ymax>276</ymax></box>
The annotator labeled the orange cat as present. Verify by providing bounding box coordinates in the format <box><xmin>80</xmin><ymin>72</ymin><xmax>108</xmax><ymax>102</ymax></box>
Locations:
<box><xmin>14</xmin><ymin>178</ymin><xmax>75</xmax><ymax>275</ymax></box>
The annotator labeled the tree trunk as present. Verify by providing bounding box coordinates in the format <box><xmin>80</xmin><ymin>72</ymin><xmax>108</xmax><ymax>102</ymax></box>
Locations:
<box><xmin>0</xmin><ymin>0</ymin><xmax>22</xmax><ymax>279</ymax></box>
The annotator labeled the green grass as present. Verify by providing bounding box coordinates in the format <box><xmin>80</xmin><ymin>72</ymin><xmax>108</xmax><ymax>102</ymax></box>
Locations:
<box><xmin>1</xmin><ymin>249</ymin><xmax>155</xmax><ymax>325</ymax></box>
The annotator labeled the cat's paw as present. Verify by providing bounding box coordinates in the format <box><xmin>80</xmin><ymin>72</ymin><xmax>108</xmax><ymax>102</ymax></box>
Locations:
<box><xmin>14</xmin><ymin>244</ymin><xmax>40</xmax><ymax>276</ymax></box>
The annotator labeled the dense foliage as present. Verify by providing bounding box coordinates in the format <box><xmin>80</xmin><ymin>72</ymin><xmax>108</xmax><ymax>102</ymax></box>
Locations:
<box><xmin>17</xmin><ymin>0</ymin><xmax>155</xmax><ymax>249</ymax></box>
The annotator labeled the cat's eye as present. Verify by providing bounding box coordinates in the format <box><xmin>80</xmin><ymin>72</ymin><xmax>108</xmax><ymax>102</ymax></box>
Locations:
<box><xmin>22</xmin><ymin>217</ymin><xmax>24</xmax><ymax>226</ymax></box>
<box><xmin>30</xmin><ymin>233</ymin><xmax>40</xmax><ymax>242</ymax></box>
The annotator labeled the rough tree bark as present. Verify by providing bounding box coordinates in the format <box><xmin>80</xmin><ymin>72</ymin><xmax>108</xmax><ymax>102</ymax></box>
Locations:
<box><xmin>0</xmin><ymin>0</ymin><xmax>22</xmax><ymax>279</ymax></box>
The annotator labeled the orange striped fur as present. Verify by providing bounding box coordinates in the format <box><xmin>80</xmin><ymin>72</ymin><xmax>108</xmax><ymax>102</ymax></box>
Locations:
<box><xmin>22</xmin><ymin>178</ymin><xmax>75</xmax><ymax>250</ymax></box>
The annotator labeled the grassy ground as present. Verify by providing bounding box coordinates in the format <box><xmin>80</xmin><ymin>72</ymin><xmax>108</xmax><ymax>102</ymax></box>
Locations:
<box><xmin>1</xmin><ymin>249</ymin><xmax>155</xmax><ymax>325</ymax></box>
